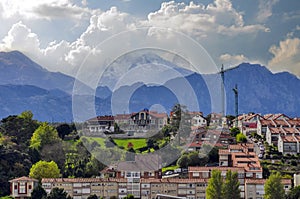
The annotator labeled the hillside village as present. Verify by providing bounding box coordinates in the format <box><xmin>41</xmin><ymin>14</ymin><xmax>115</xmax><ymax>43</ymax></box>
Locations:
<box><xmin>4</xmin><ymin>109</ymin><xmax>300</xmax><ymax>199</ymax></box>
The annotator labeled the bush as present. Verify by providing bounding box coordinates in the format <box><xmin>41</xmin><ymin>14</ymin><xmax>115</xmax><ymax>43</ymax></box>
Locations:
<box><xmin>291</xmin><ymin>160</ymin><xmax>297</xmax><ymax>166</ymax></box>
<box><xmin>236</xmin><ymin>133</ymin><xmax>247</xmax><ymax>143</ymax></box>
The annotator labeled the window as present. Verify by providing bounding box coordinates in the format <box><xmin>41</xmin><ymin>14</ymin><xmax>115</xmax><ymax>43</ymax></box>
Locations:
<box><xmin>28</xmin><ymin>185</ymin><xmax>32</xmax><ymax>190</ymax></box>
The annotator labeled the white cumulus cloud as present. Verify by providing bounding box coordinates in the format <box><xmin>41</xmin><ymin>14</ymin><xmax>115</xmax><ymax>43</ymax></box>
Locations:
<box><xmin>0</xmin><ymin>0</ymin><xmax>92</xmax><ymax>20</ymax></box>
<box><xmin>144</xmin><ymin>0</ymin><xmax>268</xmax><ymax>37</ymax></box>
<box><xmin>0</xmin><ymin>21</ymin><xmax>40</xmax><ymax>54</ymax></box>
<box><xmin>268</xmin><ymin>37</ymin><xmax>300</xmax><ymax>77</ymax></box>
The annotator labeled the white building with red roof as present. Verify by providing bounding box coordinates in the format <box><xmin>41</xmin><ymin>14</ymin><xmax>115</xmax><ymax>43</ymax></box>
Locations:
<box><xmin>9</xmin><ymin>176</ymin><xmax>39</xmax><ymax>199</ymax></box>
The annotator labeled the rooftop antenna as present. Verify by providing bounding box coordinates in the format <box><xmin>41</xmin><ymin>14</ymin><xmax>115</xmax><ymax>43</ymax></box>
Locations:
<box><xmin>233</xmin><ymin>84</ymin><xmax>238</xmax><ymax>126</ymax></box>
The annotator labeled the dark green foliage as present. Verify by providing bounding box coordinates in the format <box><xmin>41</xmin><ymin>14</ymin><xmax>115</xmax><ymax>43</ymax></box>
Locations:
<box><xmin>230</xmin><ymin>127</ymin><xmax>240</xmax><ymax>137</ymax></box>
<box><xmin>177</xmin><ymin>151</ymin><xmax>208</xmax><ymax>168</ymax></box>
<box><xmin>206</xmin><ymin>170</ymin><xmax>240</xmax><ymax>199</ymax></box>
<box><xmin>287</xmin><ymin>185</ymin><xmax>300</xmax><ymax>199</ymax></box>
<box><xmin>222</xmin><ymin>170</ymin><xmax>240</xmax><ymax>199</ymax></box>
<box><xmin>31</xmin><ymin>184</ymin><xmax>47</xmax><ymax>199</ymax></box>
<box><xmin>124</xmin><ymin>194</ymin><xmax>134</xmax><ymax>199</ymax></box>
<box><xmin>0</xmin><ymin>112</ymin><xmax>105</xmax><ymax>196</ymax></box>
<box><xmin>1</xmin><ymin>111</ymin><xmax>39</xmax><ymax>148</ymax></box>
<box><xmin>208</xmin><ymin>146</ymin><xmax>219</xmax><ymax>163</ymax></box>
<box><xmin>206</xmin><ymin>170</ymin><xmax>223</xmax><ymax>199</ymax></box>
<box><xmin>47</xmin><ymin>187</ymin><xmax>69</xmax><ymax>199</ymax></box>
<box><xmin>170</xmin><ymin>104</ymin><xmax>191</xmax><ymax>142</ymax></box>
<box><xmin>264</xmin><ymin>172</ymin><xmax>286</xmax><ymax>199</ymax></box>
<box><xmin>63</xmin><ymin>141</ymin><xmax>104</xmax><ymax>178</ymax></box>
<box><xmin>146</xmin><ymin>138</ymin><xmax>155</xmax><ymax>149</ymax></box>
<box><xmin>56</xmin><ymin>123</ymin><xmax>73</xmax><ymax>140</ymax></box>
<box><xmin>161</xmin><ymin>125</ymin><xmax>173</xmax><ymax>137</ymax></box>
<box><xmin>177</xmin><ymin>154</ymin><xmax>189</xmax><ymax>168</ymax></box>
<box><xmin>0</xmin><ymin>113</ymin><xmax>38</xmax><ymax>197</ymax></box>
<box><xmin>87</xmin><ymin>194</ymin><xmax>98</xmax><ymax>199</ymax></box>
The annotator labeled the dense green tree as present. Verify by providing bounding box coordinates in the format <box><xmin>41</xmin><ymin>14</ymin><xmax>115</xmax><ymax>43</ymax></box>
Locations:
<box><xmin>187</xmin><ymin>151</ymin><xmax>202</xmax><ymax>166</ymax></box>
<box><xmin>287</xmin><ymin>185</ymin><xmax>300</xmax><ymax>199</ymax></box>
<box><xmin>205</xmin><ymin>114</ymin><xmax>211</xmax><ymax>126</ymax></box>
<box><xmin>208</xmin><ymin>146</ymin><xmax>220</xmax><ymax>163</ymax></box>
<box><xmin>264</xmin><ymin>172</ymin><xmax>285</xmax><ymax>199</ymax></box>
<box><xmin>29</xmin><ymin>160</ymin><xmax>61</xmax><ymax>180</ymax></box>
<box><xmin>47</xmin><ymin>187</ymin><xmax>70</xmax><ymax>199</ymax></box>
<box><xmin>30</xmin><ymin>122</ymin><xmax>61</xmax><ymax>150</ymax></box>
<box><xmin>177</xmin><ymin>154</ymin><xmax>189</xmax><ymax>168</ymax></box>
<box><xmin>31</xmin><ymin>184</ymin><xmax>47</xmax><ymax>199</ymax></box>
<box><xmin>0</xmin><ymin>144</ymin><xmax>32</xmax><ymax>196</ymax></box>
<box><xmin>85</xmin><ymin>156</ymin><xmax>104</xmax><ymax>177</ymax></box>
<box><xmin>146</xmin><ymin>138</ymin><xmax>156</xmax><ymax>149</ymax></box>
<box><xmin>170</xmin><ymin>104</ymin><xmax>191</xmax><ymax>145</ymax></box>
<box><xmin>206</xmin><ymin>170</ymin><xmax>223</xmax><ymax>199</ymax></box>
<box><xmin>230</xmin><ymin>127</ymin><xmax>240</xmax><ymax>137</ymax></box>
<box><xmin>161</xmin><ymin>124</ymin><xmax>173</xmax><ymax>138</ymax></box>
<box><xmin>170</xmin><ymin>104</ymin><xmax>182</xmax><ymax>131</ymax></box>
<box><xmin>236</xmin><ymin>133</ymin><xmax>247</xmax><ymax>143</ymax></box>
<box><xmin>222</xmin><ymin>170</ymin><xmax>240</xmax><ymax>199</ymax></box>
<box><xmin>124</xmin><ymin>194</ymin><xmax>134</xmax><ymax>199</ymax></box>
<box><xmin>56</xmin><ymin>123</ymin><xmax>72</xmax><ymax>140</ymax></box>
<box><xmin>0</xmin><ymin>111</ymin><xmax>39</xmax><ymax>148</ymax></box>
<box><xmin>63</xmin><ymin>140</ymin><xmax>104</xmax><ymax>178</ymax></box>
<box><xmin>40</xmin><ymin>141</ymin><xmax>66</xmax><ymax>170</ymax></box>
<box><xmin>87</xmin><ymin>194</ymin><xmax>98</xmax><ymax>199</ymax></box>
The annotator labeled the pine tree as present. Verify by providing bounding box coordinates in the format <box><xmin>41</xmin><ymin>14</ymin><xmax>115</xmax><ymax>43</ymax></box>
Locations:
<box><xmin>264</xmin><ymin>172</ymin><xmax>286</xmax><ymax>199</ymax></box>
<box><xmin>222</xmin><ymin>170</ymin><xmax>240</xmax><ymax>199</ymax></box>
<box><xmin>206</xmin><ymin>170</ymin><xmax>223</xmax><ymax>199</ymax></box>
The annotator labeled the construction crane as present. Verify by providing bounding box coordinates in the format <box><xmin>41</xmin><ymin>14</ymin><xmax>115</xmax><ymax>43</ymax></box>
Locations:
<box><xmin>219</xmin><ymin>64</ymin><xmax>238</xmax><ymax>117</ymax></box>
<box><xmin>233</xmin><ymin>84</ymin><xmax>238</xmax><ymax>127</ymax></box>
<box><xmin>220</xmin><ymin>64</ymin><xmax>225</xmax><ymax>117</ymax></box>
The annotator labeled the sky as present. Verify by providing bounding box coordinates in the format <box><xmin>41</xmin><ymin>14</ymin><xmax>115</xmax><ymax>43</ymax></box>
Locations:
<box><xmin>0</xmin><ymin>0</ymin><xmax>299</xmax><ymax>85</ymax></box>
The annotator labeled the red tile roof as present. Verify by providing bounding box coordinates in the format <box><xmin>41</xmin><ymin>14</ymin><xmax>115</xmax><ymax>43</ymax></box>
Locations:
<box><xmin>245</xmin><ymin>178</ymin><xmax>291</xmax><ymax>185</ymax></box>
<box><xmin>141</xmin><ymin>178</ymin><xmax>208</xmax><ymax>183</ymax></box>
<box><xmin>269</xmin><ymin>127</ymin><xmax>284</xmax><ymax>134</ymax></box>
<box><xmin>280</xmin><ymin>135</ymin><xmax>297</xmax><ymax>143</ymax></box>
<box><xmin>260</xmin><ymin>119</ymin><xmax>276</xmax><ymax>126</ymax></box>
<box><xmin>188</xmin><ymin>166</ymin><xmax>244</xmax><ymax>172</ymax></box>
<box><xmin>9</xmin><ymin>176</ymin><xmax>38</xmax><ymax>182</ymax></box>
<box><xmin>42</xmin><ymin>178</ymin><xmax>126</xmax><ymax>183</ymax></box>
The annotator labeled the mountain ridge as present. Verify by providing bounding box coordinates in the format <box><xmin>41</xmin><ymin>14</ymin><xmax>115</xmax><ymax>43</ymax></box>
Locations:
<box><xmin>0</xmin><ymin>51</ymin><xmax>299</xmax><ymax>121</ymax></box>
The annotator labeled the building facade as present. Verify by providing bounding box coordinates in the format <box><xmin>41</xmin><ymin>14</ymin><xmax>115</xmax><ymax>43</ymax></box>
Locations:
<box><xmin>9</xmin><ymin>176</ymin><xmax>39</xmax><ymax>199</ymax></box>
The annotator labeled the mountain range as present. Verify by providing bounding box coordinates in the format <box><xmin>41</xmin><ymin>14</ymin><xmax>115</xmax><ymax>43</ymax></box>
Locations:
<box><xmin>0</xmin><ymin>51</ymin><xmax>299</xmax><ymax>121</ymax></box>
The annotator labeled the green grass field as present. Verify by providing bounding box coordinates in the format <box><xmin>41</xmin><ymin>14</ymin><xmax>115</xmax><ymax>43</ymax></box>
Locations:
<box><xmin>113</xmin><ymin>138</ymin><xmax>147</xmax><ymax>150</ymax></box>
<box><xmin>162</xmin><ymin>165</ymin><xmax>179</xmax><ymax>172</ymax></box>
<box><xmin>81</xmin><ymin>137</ymin><xmax>147</xmax><ymax>151</ymax></box>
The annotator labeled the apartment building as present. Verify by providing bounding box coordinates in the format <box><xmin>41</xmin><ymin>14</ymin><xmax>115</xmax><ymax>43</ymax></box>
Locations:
<box><xmin>244</xmin><ymin>179</ymin><xmax>291</xmax><ymax>199</ymax></box>
<box><xmin>188</xmin><ymin>166</ymin><xmax>245</xmax><ymax>198</ymax></box>
<box><xmin>41</xmin><ymin>177</ymin><xmax>209</xmax><ymax>199</ymax></box>
<box><xmin>42</xmin><ymin>178</ymin><xmax>124</xmax><ymax>199</ymax></box>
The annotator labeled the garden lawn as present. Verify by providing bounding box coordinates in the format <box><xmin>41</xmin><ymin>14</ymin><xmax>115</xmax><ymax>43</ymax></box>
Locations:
<box><xmin>114</xmin><ymin>138</ymin><xmax>147</xmax><ymax>150</ymax></box>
